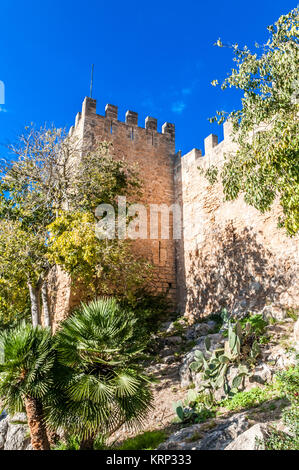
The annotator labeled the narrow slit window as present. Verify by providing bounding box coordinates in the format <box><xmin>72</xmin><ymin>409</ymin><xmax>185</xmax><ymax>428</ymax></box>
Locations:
<box><xmin>131</xmin><ymin>128</ymin><xmax>134</xmax><ymax>140</ymax></box>
<box><xmin>110</xmin><ymin>121</ymin><xmax>113</xmax><ymax>134</ymax></box>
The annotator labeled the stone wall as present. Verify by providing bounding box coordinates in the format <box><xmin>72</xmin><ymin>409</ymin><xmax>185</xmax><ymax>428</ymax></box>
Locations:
<box><xmin>49</xmin><ymin>97</ymin><xmax>299</xmax><ymax>328</ymax></box>
<box><xmin>175</xmin><ymin>122</ymin><xmax>299</xmax><ymax>321</ymax></box>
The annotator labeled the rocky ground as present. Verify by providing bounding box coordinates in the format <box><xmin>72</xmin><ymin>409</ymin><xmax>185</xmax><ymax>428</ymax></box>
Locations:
<box><xmin>111</xmin><ymin>307</ymin><xmax>298</xmax><ymax>450</ymax></box>
<box><xmin>1</xmin><ymin>306</ymin><xmax>298</xmax><ymax>450</ymax></box>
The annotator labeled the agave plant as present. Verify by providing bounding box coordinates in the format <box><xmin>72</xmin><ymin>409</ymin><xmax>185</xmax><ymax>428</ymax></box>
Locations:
<box><xmin>46</xmin><ymin>298</ymin><xmax>153</xmax><ymax>449</ymax></box>
<box><xmin>190</xmin><ymin>318</ymin><xmax>260</xmax><ymax>399</ymax></box>
<box><xmin>0</xmin><ymin>323</ymin><xmax>55</xmax><ymax>450</ymax></box>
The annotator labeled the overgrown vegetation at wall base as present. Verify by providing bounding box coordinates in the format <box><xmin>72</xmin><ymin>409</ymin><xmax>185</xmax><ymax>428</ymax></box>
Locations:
<box><xmin>257</xmin><ymin>366</ymin><xmax>299</xmax><ymax>450</ymax></box>
<box><xmin>189</xmin><ymin>312</ymin><xmax>261</xmax><ymax>401</ymax></box>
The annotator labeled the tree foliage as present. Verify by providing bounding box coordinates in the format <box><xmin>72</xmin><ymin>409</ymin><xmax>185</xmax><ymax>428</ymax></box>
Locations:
<box><xmin>208</xmin><ymin>8</ymin><xmax>299</xmax><ymax>235</ymax></box>
<box><xmin>0</xmin><ymin>323</ymin><xmax>55</xmax><ymax>449</ymax></box>
<box><xmin>0</xmin><ymin>126</ymin><xmax>148</xmax><ymax>326</ymax></box>
<box><xmin>46</xmin><ymin>298</ymin><xmax>153</xmax><ymax>448</ymax></box>
<box><xmin>0</xmin><ymin>299</ymin><xmax>153</xmax><ymax>450</ymax></box>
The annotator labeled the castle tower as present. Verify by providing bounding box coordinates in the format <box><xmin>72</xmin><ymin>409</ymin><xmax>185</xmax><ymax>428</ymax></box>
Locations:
<box><xmin>66</xmin><ymin>97</ymin><xmax>177</xmax><ymax>310</ymax></box>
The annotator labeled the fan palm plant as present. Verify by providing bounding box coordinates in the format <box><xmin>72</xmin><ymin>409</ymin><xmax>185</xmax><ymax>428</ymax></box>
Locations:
<box><xmin>47</xmin><ymin>298</ymin><xmax>153</xmax><ymax>449</ymax></box>
<box><xmin>0</xmin><ymin>323</ymin><xmax>55</xmax><ymax>450</ymax></box>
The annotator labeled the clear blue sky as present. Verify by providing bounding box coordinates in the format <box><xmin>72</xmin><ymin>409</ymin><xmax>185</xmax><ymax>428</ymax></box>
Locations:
<box><xmin>0</xmin><ymin>0</ymin><xmax>296</xmax><ymax>155</ymax></box>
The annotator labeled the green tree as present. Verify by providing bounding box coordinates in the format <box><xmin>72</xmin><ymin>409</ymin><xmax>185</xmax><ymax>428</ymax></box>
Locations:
<box><xmin>47</xmin><ymin>211</ymin><xmax>151</xmax><ymax>299</ymax></box>
<box><xmin>46</xmin><ymin>298</ymin><xmax>153</xmax><ymax>450</ymax></box>
<box><xmin>0</xmin><ymin>126</ymin><xmax>147</xmax><ymax>327</ymax></box>
<box><xmin>0</xmin><ymin>126</ymin><xmax>77</xmax><ymax>326</ymax></box>
<box><xmin>0</xmin><ymin>323</ymin><xmax>55</xmax><ymax>450</ymax></box>
<box><xmin>0</xmin><ymin>276</ymin><xmax>30</xmax><ymax>330</ymax></box>
<box><xmin>207</xmin><ymin>8</ymin><xmax>299</xmax><ymax>235</ymax></box>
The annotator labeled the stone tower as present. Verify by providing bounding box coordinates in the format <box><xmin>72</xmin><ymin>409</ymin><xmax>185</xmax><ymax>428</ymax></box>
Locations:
<box><xmin>50</xmin><ymin>97</ymin><xmax>179</xmax><ymax>328</ymax></box>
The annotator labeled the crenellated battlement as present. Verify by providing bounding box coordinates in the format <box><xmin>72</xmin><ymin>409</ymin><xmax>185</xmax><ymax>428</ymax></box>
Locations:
<box><xmin>175</xmin><ymin>119</ymin><xmax>236</xmax><ymax>171</ymax></box>
<box><xmin>69</xmin><ymin>97</ymin><xmax>175</xmax><ymax>144</ymax></box>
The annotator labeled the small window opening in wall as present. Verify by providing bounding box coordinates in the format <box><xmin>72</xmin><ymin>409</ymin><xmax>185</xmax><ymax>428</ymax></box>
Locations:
<box><xmin>158</xmin><ymin>241</ymin><xmax>161</xmax><ymax>263</ymax></box>
<box><xmin>152</xmin><ymin>133</ymin><xmax>154</xmax><ymax>145</ymax></box>
<box><xmin>110</xmin><ymin>121</ymin><xmax>113</xmax><ymax>134</ymax></box>
<box><xmin>168</xmin><ymin>282</ymin><xmax>172</xmax><ymax>289</ymax></box>
<box><xmin>131</xmin><ymin>127</ymin><xmax>134</xmax><ymax>140</ymax></box>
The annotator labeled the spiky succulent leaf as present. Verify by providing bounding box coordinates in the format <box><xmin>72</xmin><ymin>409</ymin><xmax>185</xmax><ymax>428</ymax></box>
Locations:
<box><xmin>205</xmin><ymin>336</ymin><xmax>211</xmax><ymax>351</ymax></box>
<box><xmin>232</xmin><ymin>374</ymin><xmax>243</xmax><ymax>389</ymax></box>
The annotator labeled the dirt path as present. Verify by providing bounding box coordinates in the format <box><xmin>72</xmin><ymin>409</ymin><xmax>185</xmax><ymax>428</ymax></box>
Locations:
<box><xmin>109</xmin><ymin>360</ymin><xmax>186</xmax><ymax>444</ymax></box>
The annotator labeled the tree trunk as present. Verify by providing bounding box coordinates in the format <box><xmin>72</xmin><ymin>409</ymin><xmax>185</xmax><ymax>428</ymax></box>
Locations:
<box><xmin>41</xmin><ymin>281</ymin><xmax>51</xmax><ymax>327</ymax></box>
<box><xmin>24</xmin><ymin>396</ymin><xmax>50</xmax><ymax>450</ymax></box>
<box><xmin>79</xmin><ymin>434</ymin><xmax>95</xmax><ymax>450</ymax></box>
<box><xmin>28</xmin><ymin>282</ymin><xmax>41</xmax><ymax>327</ymax></box>
<box><xmin>46</xmin><ymin>428</ymin><xmax>60</xmax><ymax>446</ymax></box>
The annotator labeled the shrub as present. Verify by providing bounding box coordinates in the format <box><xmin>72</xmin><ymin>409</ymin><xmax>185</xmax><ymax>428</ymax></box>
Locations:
<box><xmin>220</xmin><ymin>387</ymin><xmax>272</xmax><ymax>411</ymax></box>
<box><xmin>116</xmin><ymin>431</ymin><xmax>167</xmax><ymax>450</ymax></box>
<box><xmin>240</xmin><ymin>314</ymin><xmax>268</xmax><ymax>336</ymax></box>
<box><xmin>47</xmin><ymin>298</ymin><xmax>153</xmax><ymax>449</ymax></box>
<box><xmin>257</xmin><ymin>366</ymin><xmax>299</xmax><ymax>450</ymax></box>
<box><xmin>260</xmin><ymin>404</ymin><xmax>299</xmax><ymax>450</ymax></box>
<box><xmin>173</xmin><ymin>390</ymin><xmax>216</xmax><ymax>425</ymax></box>
<box><xmin>275</xmin><ymin>366</ymin><xmax>299</xmax><ymax>399</ymax></box>
<box><xmin>189</xmin><ymin>317</ymin><xmax>260</xmax><ymax>401</ymax></box>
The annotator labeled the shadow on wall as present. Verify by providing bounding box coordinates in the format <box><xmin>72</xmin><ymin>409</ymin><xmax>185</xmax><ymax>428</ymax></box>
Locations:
<box><xmin>186</xmin><ymin>222</ymin><xmax>297</xmax><ymax>320</ymax></box>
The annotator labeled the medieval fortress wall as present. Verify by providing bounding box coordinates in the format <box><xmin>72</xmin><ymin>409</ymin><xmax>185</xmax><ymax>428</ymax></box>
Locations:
<box><xmin>50</xmin><ymin>97</ymin><xmax>299</xmax><ymax>327</ymax></box>
<box><xmin>175</xmin><ymin>122</ymin><xmax>299</xmax><ymax>321</ymax></box>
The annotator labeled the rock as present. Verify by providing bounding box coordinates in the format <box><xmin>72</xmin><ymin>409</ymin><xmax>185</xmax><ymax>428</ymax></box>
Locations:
<box><xmin>262</xmin><ymin>345</ymin><xmax>296</xmax><ymax>370</ymax></box>
<box><xmin>249</xmin><ymin>281</ymin><xmax>262</xmax><ymax>294</ymax></box>
<box><xmin>0</xmin><ymin>416</ymin><xmax>9</xmax><ymax>449</ymax></box>
<box><xmin>164</xmin><ymin>320</ymin><xmax>186</xmax><ymax>335</ymax></box>
<box><xmin>166</xmin><ymin>336</ymin><xmax>182</xmax><ymax>345</ymax></box>
<box><xmin>262</xmin><ymin>305</ymin><xmax>287</xmax><ymax>322</ymax></box>
<box><xmin>157</xmin><ymin>412</ymin><xmax>250</xmax><ymax>450</ymax></box>
<box><xmin>162</xmin><ymin>355</ymin><xmax>176</xmax><ymax>364</ymax></box>
<box><xmin>207</xmin><ymin>320</ymin><xmax>217</xmax><ymax>330</ymax></box>
<box><xmin>194</xmin><ymin>322</ymin><xmax>214</xmax><ymax>337</ymax></box>
<box><xmin>184</xmin><ymin>321</ymin><xmax>216</xmax><ymax>341</ymax></box>
<box><xmin>185</xmin><ymin>327</ymin><xmax>196</xmax><ymax>341</ymax></box>
<box><xmin>279</xmin><ymin>292</ymin><xmax>296</xmax><ymax>307</ymax></box>
<box><xmin>224</xmin><ymin>423</ymin><xmax>270</xmax><ymax>450</ymax></box>
<box><xmin>250</xmin><ymin>363</ymin><xmax>273</xmax><ymax>385</ymax></box>
<box><xmin>160</xmin><ymin>347</ymin><xmax>174</xmax><ymax>358</ymax></box>
<box><xmin>179</xmin><ymin>333</ymin><xmax>223</xmax><ymax>387</ymax></box>
<box><xmin>0</xmin><ymin>413</ymin><xmax>32</xmax><ymax>450</ymax></box>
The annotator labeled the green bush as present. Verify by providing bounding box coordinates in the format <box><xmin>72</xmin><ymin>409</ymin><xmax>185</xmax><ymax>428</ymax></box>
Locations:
<box><xmin>260</xmin><ymin>405</ymin><xmax>299</xmax><ymax>450</ymax></box>
<box><xmin>220</xmin><ymin>387</ymin><xmax>273</xmax><ymax>411</ymax></box>
<box><xmin>258</xmin><ymin>366</ymin><xmax>299</xmax><ymax>450</ymax></box>
<box><xmin>275</xmin><ymin>366</ymin><xmax>299</xmax><ymax>399</ymax></box>
<box><xmin>117</xmin><ymin>431</ymin><xmax>167</xmax><ymax>450</ymax></box>
<box><xmin>54</xmin><ymin>435</ymin><xmax>81</xmax><ymax>450</ymax></box>
<box><xmin>240</xmin><ymin>313</ymin><xmax>268</xmax><ymax>336</ymax></box>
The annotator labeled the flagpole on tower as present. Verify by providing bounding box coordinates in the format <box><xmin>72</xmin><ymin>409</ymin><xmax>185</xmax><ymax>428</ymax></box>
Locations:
<box><xmin>90</xmin><ymin>64</ymin><xmax>94</xmax><ymax>98</ymax></box>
